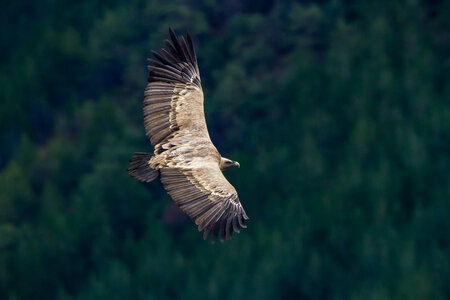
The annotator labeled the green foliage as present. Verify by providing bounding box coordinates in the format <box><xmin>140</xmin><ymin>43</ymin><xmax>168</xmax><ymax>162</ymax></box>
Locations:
<box><xmin>1</xmin><ymin>0</ymin><xmax>449</xmax><ymax>299</ymax></box>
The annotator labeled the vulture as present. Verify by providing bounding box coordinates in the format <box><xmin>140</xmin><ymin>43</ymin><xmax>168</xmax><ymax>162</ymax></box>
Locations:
<box><xmin>128</xmin><ymin>28</ymin><xmax>249</xmax><ymax>243</ymax></box>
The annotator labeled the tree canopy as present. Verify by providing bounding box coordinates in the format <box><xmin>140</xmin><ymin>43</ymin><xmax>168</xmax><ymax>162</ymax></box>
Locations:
<box><xmin>0</xmin><ymin>0</ymin><xmax>449</xmax><ymax>299</ymax></box>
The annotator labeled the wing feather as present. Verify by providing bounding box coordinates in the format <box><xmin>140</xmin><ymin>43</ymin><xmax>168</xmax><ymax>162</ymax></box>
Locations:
<box><xmin>160</xmin><ymin>167</ymin><xmax>248</xmax><ymax>243</ymax></box>
<box><xmin>169</xmin><ymin>27</ymin><xmax>187</xmax><ymax>62</ymax></box>
<box><xmin>143</xmin><ymin>28</ymin><xmax>202</xmax><ymax>148</ymax></box>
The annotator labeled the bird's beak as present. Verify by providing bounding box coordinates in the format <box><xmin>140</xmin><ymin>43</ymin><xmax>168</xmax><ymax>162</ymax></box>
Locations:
<box><xmin>234</xmin><ymin>161</ymin><xmax>240</xmax><ymax>168</ymax></box>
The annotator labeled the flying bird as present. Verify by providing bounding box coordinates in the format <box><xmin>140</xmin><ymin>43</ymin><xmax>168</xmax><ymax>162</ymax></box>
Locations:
<box><xmin>128</xmin><ymin>28</ymin><xmax>249</xmax><ymax>243</ymax></box>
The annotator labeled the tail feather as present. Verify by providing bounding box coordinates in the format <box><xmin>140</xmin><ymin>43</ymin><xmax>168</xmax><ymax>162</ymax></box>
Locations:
<box><xmin>128</xmin><ymin>152</ymin><xmax>159</xmax><ymax>182</ymax></box>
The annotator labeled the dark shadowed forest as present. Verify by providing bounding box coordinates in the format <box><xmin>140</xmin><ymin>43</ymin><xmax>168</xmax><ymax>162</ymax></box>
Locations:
<box><xmin>1</xmin><ymin>0</ymin><xmax>449</xmax><ymax>299</ymax></box>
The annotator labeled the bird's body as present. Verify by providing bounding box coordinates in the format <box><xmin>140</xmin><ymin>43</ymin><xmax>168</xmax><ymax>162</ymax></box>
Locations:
<box><xmin>128</xmin><ymin>28</ymin><xmax>248</xmax><ymax>243</ymax></box>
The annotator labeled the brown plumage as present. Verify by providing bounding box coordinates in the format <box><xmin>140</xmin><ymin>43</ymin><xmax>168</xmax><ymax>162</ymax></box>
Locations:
<box><xmin>128</xmin><ymin>28</ymin><xmax>248</xmax><ymax>243</ymax></box>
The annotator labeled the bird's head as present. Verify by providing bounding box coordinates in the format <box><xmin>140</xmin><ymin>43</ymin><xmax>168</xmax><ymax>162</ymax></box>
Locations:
<box><xmin>220</xmin><ymin>157</ymin><xmax>240</xmax><ymax>171</ymax></box>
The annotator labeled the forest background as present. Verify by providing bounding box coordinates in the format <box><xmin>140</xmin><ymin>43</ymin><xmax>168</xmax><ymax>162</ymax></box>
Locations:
<box><xmin>1</xmin><ymin>0</ymin><xmax>449</xmax><ymax>299</ymax></box>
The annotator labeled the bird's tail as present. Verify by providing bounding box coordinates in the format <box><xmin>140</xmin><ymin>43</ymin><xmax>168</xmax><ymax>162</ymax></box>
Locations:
<box><xmin>127</xmin><ymin>152</ymin><xmax>159</xmax><ymax>182</ymax></box>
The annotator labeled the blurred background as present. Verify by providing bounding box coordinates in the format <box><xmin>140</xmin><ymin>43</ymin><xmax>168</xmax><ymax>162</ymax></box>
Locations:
<box><xmin>1</xmin><ymin>0</ymin><xmax>449</xmax><ymax>299</ymax></box>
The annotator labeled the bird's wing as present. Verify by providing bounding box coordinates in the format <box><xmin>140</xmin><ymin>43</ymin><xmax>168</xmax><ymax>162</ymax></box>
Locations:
<box><xmin>160</xmin><ymin>164</ymin><xmax>249</xmax><ymax>243</ymax></box>
<box><xmin>144</xmin><ymin>28</ymin><xmax>209</xmax><ymax>151</ymax></box>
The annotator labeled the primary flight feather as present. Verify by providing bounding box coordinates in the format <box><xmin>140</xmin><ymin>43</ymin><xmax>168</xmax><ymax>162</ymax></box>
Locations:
<box><xmin>128</xmin><ymin>28</ymin><xmax>248</xmax><ymax>243</ymax></box>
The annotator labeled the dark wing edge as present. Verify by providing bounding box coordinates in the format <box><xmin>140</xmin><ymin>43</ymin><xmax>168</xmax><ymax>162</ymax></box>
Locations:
<box><xmin>147</xmin><ymin>27</ymin><xmax>201</xmax><ymax>88</ymax></box>
<box><xmin>160</xmin><ymin>168</ymin><xmax>249</xmax><ymax>243</ymax></box>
